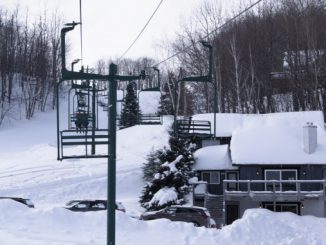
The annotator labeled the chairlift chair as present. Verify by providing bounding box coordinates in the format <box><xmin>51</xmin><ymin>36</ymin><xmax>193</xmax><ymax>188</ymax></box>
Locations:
<box><xmin>59</xmin><ymin>79</ymin><xmax>109</xmax><ymax>160</ymax></box>
<box><xmin>137</xmin><ymin>67</ymin><xmax>162</xmax><ymax>125</ymax></box>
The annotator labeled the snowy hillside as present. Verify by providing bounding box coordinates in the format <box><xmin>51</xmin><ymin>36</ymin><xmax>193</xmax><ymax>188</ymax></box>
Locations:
<box><xmin>0</xmin><ymin>106</ymin><xmax>326</xmax><ymax>244</ymax></box>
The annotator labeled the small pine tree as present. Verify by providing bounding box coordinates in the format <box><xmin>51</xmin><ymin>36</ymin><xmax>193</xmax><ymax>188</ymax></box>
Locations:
<box><xmin>140</xmin><ymin>129</ymin><xmax>196</xmax><ymax>211</ymax></box>
<box><xmin>158</xmin><ymin>82</ymin><xmax>174</xmax><ymax>116</ymax></box>
<box><xmin>120</xmin><ymin>82</ymin><xmax>141</xmax><ymax>128</ymax></box>
<box><xmin>142</xmin><ymin>148</ymin><xmax>167</xmax><ymax>182</ymax></box>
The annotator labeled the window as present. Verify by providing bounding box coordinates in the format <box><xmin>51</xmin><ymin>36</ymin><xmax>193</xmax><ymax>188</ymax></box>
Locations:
<box><xmin>226</xmin><ymin>172</ymin><xmax>239</xmax><ymax>191</ymax></box>
<box><xmin>92</xmin><ymin>202</ymin><xmax>105</xmax><ymax>209</ymax></box>
<box><xmin>165</xmin><ymin>207</ymin><xmax>176</xmax><ymax>214</ymax></box>
<box><xmin>76</xmin><ymin>203</ymin><xmax>88</xmax><ymax>209</ymax></box>
<box><xmin>201</xmin><ymin>172</ymin><xmax>220</xmax><ymax>184</ymax></box>
<box><xmin>264</xmin><ymin>203</ymin><xmax>299</xmax><ymax>215</ymax></box>
<box><xmin>264</xmin><ymin>169</ymin><xmax>297</xmax><ymax>191</ymax></box>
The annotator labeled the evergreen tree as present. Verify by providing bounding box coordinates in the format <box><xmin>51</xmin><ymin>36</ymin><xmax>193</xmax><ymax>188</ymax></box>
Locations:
<box><xmin>140</xmin><ymin>130</ymin><xmax>196</xmax><ymax>211</ymax></box>
<box><xmin>142</xmin><ymin>148</ymin><xmax>167</xmax><ymax>182</ymax></box>
<box><xmin>120</xmin><ymin>82</ymin><xmax>141</xmax><ymax>128</ymax></box>
<box><xmin>158</xmin><ymin>83</ymin><xmax>174</xmax><ymax>115</ymax></box>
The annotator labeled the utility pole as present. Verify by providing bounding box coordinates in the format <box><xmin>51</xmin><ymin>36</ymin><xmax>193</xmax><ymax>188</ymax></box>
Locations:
<box><xmin>58</xmin><ymin>22</ymin><xmax>145</xmax><ymax>245</ymax></box>
<box><xmin>91</xmin><ymin>81</ymin><xmax>96</xmax><ymax>155</ymax></box>
<box><xmin>108</xmin><ymin>63</ymin><xmax>117</xmax><ymax>245</ymax></box>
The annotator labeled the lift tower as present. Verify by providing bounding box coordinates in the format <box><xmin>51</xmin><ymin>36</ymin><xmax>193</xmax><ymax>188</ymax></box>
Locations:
<box><xmin>57</xmin><ymin>22</ymin><xmax>145</xmax><ymax>245</ymax></box>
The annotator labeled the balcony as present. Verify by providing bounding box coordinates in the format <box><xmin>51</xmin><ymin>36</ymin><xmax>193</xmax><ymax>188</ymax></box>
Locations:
<box><xmin>223</xmin><ymin>179</ymin><xmax>326</xmax><ymax>202</ymax></box>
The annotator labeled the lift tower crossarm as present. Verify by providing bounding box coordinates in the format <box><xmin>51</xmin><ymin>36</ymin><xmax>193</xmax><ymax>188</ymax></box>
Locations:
<box><xmin>179</xmin><ymin>41</ymin><xmax>212</xmax><ymax>83</ymax></box>
<box><xmin>173</xmin><ymin>41</ymin><xmax>216</xmax><ymax>138</ymax></box>
<box><xmin>61</xmin><ymin>22</ymin><xmax>107</xmax><ymax>82</ymax></box>
<box><xmin>180</xmin><ymin>75</ymin><xmax>209</xmax><ymax>82</ymax></box>
<box><xmin>61</xmin><ymin>23</ymin><xmax>145</xmax><ymax>83</ymax></box>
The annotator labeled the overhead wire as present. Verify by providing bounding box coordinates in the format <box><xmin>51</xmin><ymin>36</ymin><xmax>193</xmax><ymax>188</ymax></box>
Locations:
<box><xmin>79</xmin><ymin>0</ymin><xmax>84</xmax><ymax>65</ymax></box>
<box><xmin>153</xmin><ymin>0</ymin><xmax>265</xmax><ymax>67</ymax></box>
<box><xmin>118</xmin><ymin>0</ymin><xmax>164</xmax><ymax>62</ymax></box>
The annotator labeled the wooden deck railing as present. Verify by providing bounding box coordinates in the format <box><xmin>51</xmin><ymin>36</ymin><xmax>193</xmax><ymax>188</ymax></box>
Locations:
<box><xmin>223</xmin><ymin>179</ymin><xmax>326</xmax><ymax>200</ymax></box>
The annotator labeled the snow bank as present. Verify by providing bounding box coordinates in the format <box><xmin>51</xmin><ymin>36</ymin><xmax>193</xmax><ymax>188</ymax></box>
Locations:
<box><xmin>218</xmin><ymin>208</ymin><xmax>326</xmax><ymax>245</ymax></box>
<box><xmin>0</xmin><ymin>200</ymin><xmax>106</xmax><ymax>245</ymax></box>
<box><xmin>0</xmin><ymin>199</ymin><xmax>326</xmax><ymax>245</ymax></box>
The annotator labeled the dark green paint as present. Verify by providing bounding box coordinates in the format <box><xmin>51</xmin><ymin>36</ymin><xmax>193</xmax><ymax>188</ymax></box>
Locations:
<box><xmin>173</xmin><ymin>42</ymin><xmax>216</xmax><ymax>138</ymax></box>
<box><xmin>58</xmin><ymin>22</ymin><xmax>145</xmax><ymax>245</ymax></box>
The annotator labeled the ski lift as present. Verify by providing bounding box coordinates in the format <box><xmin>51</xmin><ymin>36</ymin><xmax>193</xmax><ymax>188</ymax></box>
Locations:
<box><xmin>57</xmin><ymin>20</ymin><xmax>147</xmax><ymax>245</ymax></box>
<box><xmin>173</xmin><ymin>41</ymin><xmax>216</xmax><ymax>139</ymax></box>
<box><xmin>57</xmin><ymin>20</ymin><xmax>146</xmax><ymax>160</ymax></box>
<box><xmin>68</xmin><ymin>82</ymin><xmax>92</xmax><ymax>131</ymax></box>
<box><xmin>137</xmin><ymin>67</ymin><xmax>162</xmax><ymax>125</ymax></box>
<box><xmin>139</xmin><ymin>67</ymin><xmax>160</xmax><ymax>92</ymax></box>
<box><xmin>60</xmin><ymin>79</ymin><xmax>109</xmax><ymax>159</ymax></box>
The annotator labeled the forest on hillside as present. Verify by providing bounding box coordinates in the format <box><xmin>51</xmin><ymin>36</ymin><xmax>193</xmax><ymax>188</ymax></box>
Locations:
<box><xmin>165</xmin><ymin>0</ymin><xmax>326</xmax><ymax>117</ymax></box>
<box><xmin>0</xmin><ymin>8</ymin><xmax>62</xmax><ymax>125</ymax></box>
<box><xmin>1</xmin><ymin>0</ymin><xmax>326</xmax><ymax>126</ymax></box>
<box><xmin>96</xmin><ymin>0</ymin><xmax>326</xmax><ymax>118</ymax></box>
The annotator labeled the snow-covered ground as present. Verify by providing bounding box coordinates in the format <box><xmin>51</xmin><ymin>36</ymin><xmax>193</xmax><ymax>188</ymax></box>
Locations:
<box><xmin>0</xmin><ymin>105</ymin><xmax>326</xmax><ymax>244</ymax></box>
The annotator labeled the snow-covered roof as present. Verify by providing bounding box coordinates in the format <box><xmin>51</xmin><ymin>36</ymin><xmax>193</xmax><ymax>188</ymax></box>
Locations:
<box><xmin>230</xmin><ymin>111</ymin><xmax>326</xmax><ymax>165</ymax></box>
<box><xmin>193</xmin><ymin>145</ymin><xmax>236</xmax><ymax>170</ymax></box>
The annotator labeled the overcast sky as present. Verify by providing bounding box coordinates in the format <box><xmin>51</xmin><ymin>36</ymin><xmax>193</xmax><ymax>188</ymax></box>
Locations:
<box><xmin>1</xmin><ymin>0</ymin><xmax>250</xmax><ymax>68</ymax></box>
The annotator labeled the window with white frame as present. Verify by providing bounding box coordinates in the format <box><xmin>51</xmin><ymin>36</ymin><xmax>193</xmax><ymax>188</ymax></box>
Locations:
<box><xmin>201</xmin><ymin>171</ymin><xmax>220</xmax><ymax>184</ymax></box>
<box><xmin>264</xmin><ymin>169</ymin><xmax>297</xmax><ymax>191</ymax></box>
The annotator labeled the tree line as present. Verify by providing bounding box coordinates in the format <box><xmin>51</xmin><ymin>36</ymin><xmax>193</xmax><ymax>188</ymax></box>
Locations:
<box><xmin>94</xmin><ymin>0</ymin><xmax>326</xmax><ymax>119</ymax></box>
<box><xmin>159</xmin><ymin>0</ymin><xmax>326</xmax><ymax>118</ymax></box>
<box><xmin>0</xmin><ymin>7</ymin><xmax>62</xmax><ymax>125</ymax></box>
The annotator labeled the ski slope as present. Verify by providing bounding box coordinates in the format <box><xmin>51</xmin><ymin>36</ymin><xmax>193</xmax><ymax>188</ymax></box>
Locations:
<box><xmin>0</xmin><ymin>106</ymin><xmax>325</xmax><ymax>244</ymax></box>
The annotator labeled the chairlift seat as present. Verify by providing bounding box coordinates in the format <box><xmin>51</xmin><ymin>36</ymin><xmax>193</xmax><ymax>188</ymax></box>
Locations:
<box><xmin>59</xmin><ymin>129</ymin><xmax>110</xmax><ymax>159</ymax></box>
<box><xmin>139</xmin><ymin>114</ymin><xmax>162</xmax><ymax>125</ymax></box>
<box><xmin>176</xmin><ymin>120</ymin><xmax>212</xmax><ymax>138</ymax></box>
<box><xmin>72</xmin><ymin>83</ymin><xmax>91</xmax><ymax>89</ymax></box>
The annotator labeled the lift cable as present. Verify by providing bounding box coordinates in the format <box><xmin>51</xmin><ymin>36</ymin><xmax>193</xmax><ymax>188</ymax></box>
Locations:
<box><xmin>118</xmin><ymin>0</ymin><xmax>164</xmax><ymax>62</ymax></box>
<box><xmin>79</xmin><ymin>0</ymin><xmax>84</xmax><ymax>65</ymax></box>
<box><xmin>153</xmin><ymin>0</ymin><xmax>265</xmax><ymax>67</ymax></box>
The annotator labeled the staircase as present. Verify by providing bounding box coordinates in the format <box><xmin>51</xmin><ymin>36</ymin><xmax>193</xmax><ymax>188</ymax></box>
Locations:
<box><xmin>204</xmin><ymin>194</ymin><xmax>224</xmax><ymax>227</ymax></box>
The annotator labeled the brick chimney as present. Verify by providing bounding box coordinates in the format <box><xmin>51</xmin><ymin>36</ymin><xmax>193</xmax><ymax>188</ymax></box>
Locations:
<box><xmin>303</xmin><ymin>122</ymin><xmax>317</xmax><ymax>154</ymax></box>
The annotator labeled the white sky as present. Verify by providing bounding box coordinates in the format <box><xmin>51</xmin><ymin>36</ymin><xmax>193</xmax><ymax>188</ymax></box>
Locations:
<box><xmin>0</xmin><ymin>0</ymin><xmax>248</xmax><ymax>68</ymax></box>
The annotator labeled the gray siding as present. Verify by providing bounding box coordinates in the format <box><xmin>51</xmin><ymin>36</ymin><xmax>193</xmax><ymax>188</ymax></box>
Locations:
<box><xmin>197</xmin><ymin>170</ymin><xmax>238</xmax><ymax>195</ymax></box>
<box><xmin>239</xmin><ymin>165</ymin><xmax>325</xmax><ymax>191</ymax></box>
